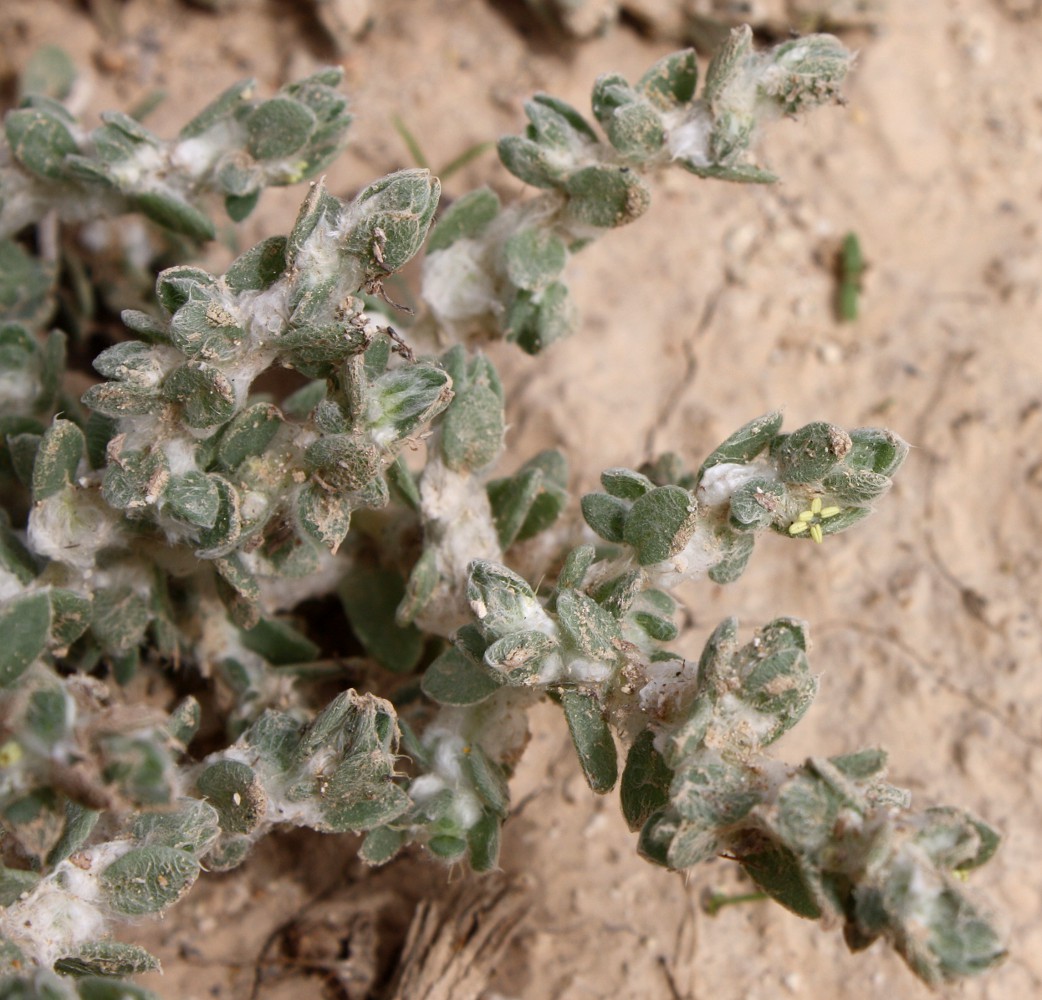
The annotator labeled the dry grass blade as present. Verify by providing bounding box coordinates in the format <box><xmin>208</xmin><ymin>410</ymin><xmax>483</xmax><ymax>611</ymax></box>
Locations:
<box><xmin>387</xmin><ymin>874</ymin><xmax>531</xmax><ymax>1000</ymax></box>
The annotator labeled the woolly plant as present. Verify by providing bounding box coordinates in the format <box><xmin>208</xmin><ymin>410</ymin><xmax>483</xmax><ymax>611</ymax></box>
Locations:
<box><xmin>0</xmin><ymin>28</ymin><xmax>1002</xmax><ymax>998</ymax></box>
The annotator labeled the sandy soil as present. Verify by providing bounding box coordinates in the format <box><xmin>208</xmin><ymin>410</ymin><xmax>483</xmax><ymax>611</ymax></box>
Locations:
<box><xmin>3</xmin><ymin>0</ymin><xmax>1042</xmax><ymax>997</ymax></box>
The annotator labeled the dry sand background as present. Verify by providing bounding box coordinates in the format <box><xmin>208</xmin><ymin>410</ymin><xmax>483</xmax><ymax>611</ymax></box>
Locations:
<box><xmin>3</xmin><ymin>1</ymin><xmax>1042</xmax><ymax>997</ymax></box>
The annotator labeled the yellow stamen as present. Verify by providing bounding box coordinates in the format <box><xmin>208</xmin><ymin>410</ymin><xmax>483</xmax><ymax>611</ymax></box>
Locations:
<box><xmin>810</xmin><ymin>524</ymin><xmax>824</xmax><ymax>544</ymax></box>
<box><xmin>0</xmin><ymin>740</ymin><xmax>22</xmax><ymax>767</ymax></box>
<box><xmin>788</xmin><ymin>521</ymin><xmax>809</xmax><ymax>535</ymax></box>
<box><xmin>820</xmin><ymin>506</ymin><xmax>841</xmax><ymax>519</ymax></box>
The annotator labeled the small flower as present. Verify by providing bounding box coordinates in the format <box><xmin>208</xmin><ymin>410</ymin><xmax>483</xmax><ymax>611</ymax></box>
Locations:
<box><xmin>787</xmin><ymin>496</ymin><xmax>841</xmax><ymax>544</ymax></box>
<box><xmin>0</xmin><ymin>740</ymin><xmax>23</xmax><ymax>767</ymax></box>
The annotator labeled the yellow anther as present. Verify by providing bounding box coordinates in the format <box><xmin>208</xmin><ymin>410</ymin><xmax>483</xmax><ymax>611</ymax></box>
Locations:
<box><xmin>0</xmin><ymin>740</ymin><xmax>23</xmax><ymax>767</ymax></box>
<box><xmin>789</xmin><ymin>496</ymin><xmax>843</xmax><ymax>544</ymax></box>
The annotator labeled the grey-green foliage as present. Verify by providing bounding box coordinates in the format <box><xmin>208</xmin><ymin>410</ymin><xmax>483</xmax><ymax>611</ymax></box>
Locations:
<box><xmin>0</xmin><ymin>30</ymin><xmax>1003</xmax><ymax>996</ymax></box>
<box><xmin>190</xmin><ymin>690</ymin><xmax>406</xmax><ymax>866</ymax></box>
<box><xmin>421</xmin><ymin>31</ymin><xmax>852</xmax><ymax>352</ymax></box>
<box><xmin>522</xmin><ymin>0</ymin><xmax>881</xmax><ymax>39</ymax></box>
<box><xmin>0</xmin><ymin>793</ymin><xmax>218</xmax><ymax>984</ymax></box>
<box><xmin>0</xmin><ymin>113</ymin><xmax>448</xmax><ymax>973</ymax></box>
<box><xmin>625</xmin><ymin>618</ymin><xmax>1003</xmax><ymax>986</ymax></box>
<box><xmin>22</xmin><ymin>169</ymin><xmax>444</xmax><ymax>644</ymax></box>
<box><xmin>403</xmin><ymin>413</ymin><xmax>1004</xmax><ymax>984</ymax></box>
<box><xmin>1</xmin><ymin>65</ymin><xmax>353</xmax><ymax>239</ymax></box>
<box><xmin>578</xmin><ymin>410</ymin><xmax>907</xmax><ymax>583</ymax></box>
<box><xmin>0</xmin><ymin>60</ymin><xmax>356</xmax><ymax>516</ymax></box>
<box><xmin>0</xmin><ymin>691</ymin><xmax>400</xmax><ymax>975</ymax></box>
<box><xmin>0</xmin><ymin>968</ymin><xmax>158</xmax><ymax>999</ymax></box>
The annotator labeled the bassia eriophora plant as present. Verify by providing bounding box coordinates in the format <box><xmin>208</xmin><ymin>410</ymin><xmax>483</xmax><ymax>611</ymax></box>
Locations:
<box><xmin>0</xmin><ymin>26</ymin><xmax>1004</xmax><ymax>997</ymax></box>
